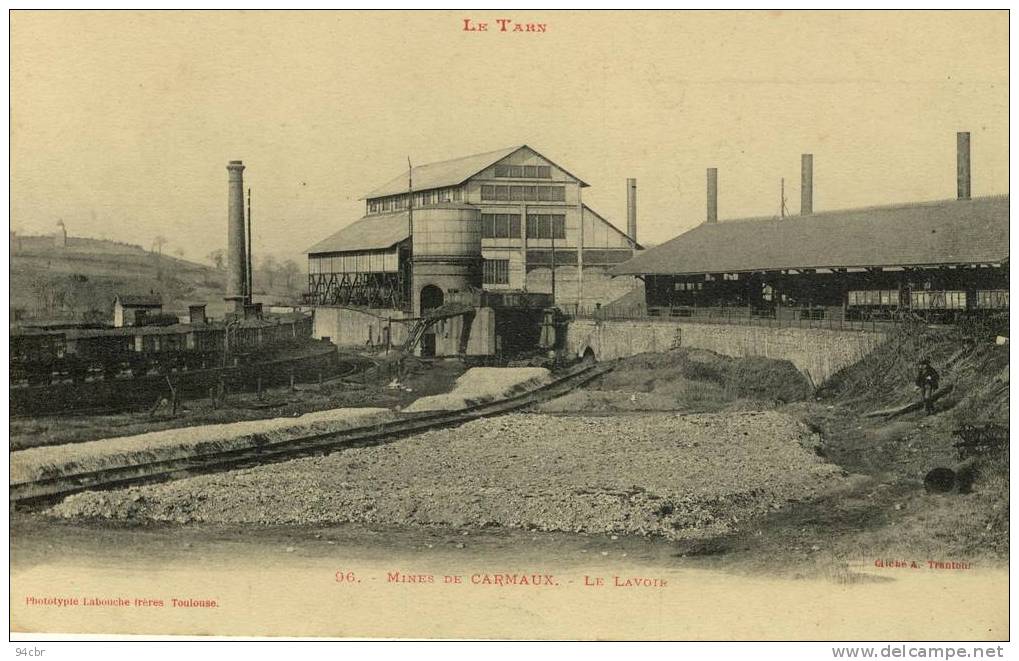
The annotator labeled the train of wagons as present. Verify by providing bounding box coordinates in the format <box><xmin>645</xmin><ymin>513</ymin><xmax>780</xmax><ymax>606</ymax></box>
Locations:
<box><xmin>10</xmin><ymin>312</ymin><xmax>314</xmax><ymax>387</ymax></box>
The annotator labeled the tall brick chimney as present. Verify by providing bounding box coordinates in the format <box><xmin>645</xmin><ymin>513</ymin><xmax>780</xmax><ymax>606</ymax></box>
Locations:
<box><xmin>706</xmin><ymin>168</ymin><xmax>718</xmax><ymax>223</ymax></box>
<box><xmin>800</xmin><ymin>154</ymin><xmax>813</xmax><ymax>215</ymax></box>
<box><xmin>626</xmin><ymin>178</ymin><xmax>637</xmax><ymax>245</ymax></box>
<box><xmin>957</xmin><ymin>132</ymin><xmax>971</xmax><ymax>200</ymax></box>
<box><xmin>225</xmin><ymin>160</ymin><xmax>248</xmax><ymax>313</ymax></box>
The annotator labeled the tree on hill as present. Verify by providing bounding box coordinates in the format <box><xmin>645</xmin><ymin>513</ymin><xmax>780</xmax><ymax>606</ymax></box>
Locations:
<box><xmin>151</xmin><ymin>235</ymin><xmax>168</xmax><ymax>281</ymax></box>
<box><xmin>151</xmin><ymin>235</ymin><xmax>167</xmax><ymax>256</ymax></box>
<box><xmin>207</xmin><ymin>249</ymin><xmax>225</xmax><ymax>270</ymax></box>
<box><xmin>281</xmin><ymin>259</ymin><xmax>301</xmax><ymax>290</ymax></box>
<box><xmin>259</xmin><ymin>254</ymin><xmax>279</xmax><ymax>289</ymax></box>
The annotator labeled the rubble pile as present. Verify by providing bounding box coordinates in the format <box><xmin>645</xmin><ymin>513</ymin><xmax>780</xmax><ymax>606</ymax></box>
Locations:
<box><xmin>13</xmin><ymin>407</ymin><xmax>396</xmax><ymax>483</ymax></box>
<box><xmin>536</xmin><ymin>348</ymin><xmax>811</xmax><ymax>414</ymax></box>
<box><xmin>403</xmin><ymin>367</ymin><xmax>551</xmax><ymax>412</ymax></box>
<box><xmin>51</xmin><ymin>411</ymin><xmax>844</xmax><ymax>539</ymax></box>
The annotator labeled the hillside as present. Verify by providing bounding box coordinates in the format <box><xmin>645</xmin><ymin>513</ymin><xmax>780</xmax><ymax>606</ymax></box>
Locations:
<box><xmin>10</xmin><ymin>234</ymin><xmax>303</xmax><ymax>323</ymax></box>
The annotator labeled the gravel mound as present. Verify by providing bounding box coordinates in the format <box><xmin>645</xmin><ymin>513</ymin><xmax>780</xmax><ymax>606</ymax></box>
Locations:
<box><xmin>537</xmin><ymin>390</ymin><xmax>685</xmax><ymax>413</ymax></box>
<box><xmin>12</xmin><ymin>407</ymin><xmax>395</xmax><ymax>483</ymax></box>
<box><xmin>537</xmin><ymin>348</ymin><xmax>811</xmax><ymax>414</ymax></box>
<box><xmin>50</xmin><ymin>411</ymin><xmax>844</xmax><ymax>539</ymax></box>
<box><xmin>404</xmin><ymin>367</ymin><xmax>550</xmax><ymax>412</ymax></box>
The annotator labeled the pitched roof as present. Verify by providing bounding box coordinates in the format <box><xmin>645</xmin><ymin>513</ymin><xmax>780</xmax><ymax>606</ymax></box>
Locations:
<box><xmin>610</xmin><ymin>195</ymin><xmax>1010</xmax><ymax>276</ymax></box>
<box><xmin>362</xmin><ymin>145</ymin><xmax>589</xmax><ymax>199</ymax></box>
<box><xmin>584</xmin><ymin>204</ymin><xmax>643</xmax><ymax>250</ymax></box>
<box><xmin>306</xmin><ymin>211</ymin><xmax>410</xmax><ymax>255</ymax></box>
<box><xmin>115</xmin><ymin>294</ymin><xmax>162</xmax><ymax>307</ymax></box>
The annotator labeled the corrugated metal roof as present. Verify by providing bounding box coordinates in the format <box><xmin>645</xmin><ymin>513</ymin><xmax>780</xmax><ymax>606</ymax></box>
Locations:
<box><xmin>306</xmin><ymin>211</ymin><xmax>410</xmax><ymax>255</ymax></box>
<box><xmin>610</xmin><ymin>195</ymin><xmax>1010</xmax><ymax>276</ymax></box>
<box><xmin>364</xmin><ymin>146</ymin><xmax>522</xmax><ymax>199</ymax></box>
<box><xmin>362</xmin><ymin>145</ymin><xmax>589</xmax><ymax>199</ymax></box>
<box><xmin>583</xmin><ymin>204</ymin><xmax>643</xmax><ymax>250</ymax></box>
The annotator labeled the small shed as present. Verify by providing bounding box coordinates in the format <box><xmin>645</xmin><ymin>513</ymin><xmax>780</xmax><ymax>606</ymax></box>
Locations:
<box><xmin>113</xmin><ymin>293</ymin><xmax>163</xmax><ymax>328</ymax></box>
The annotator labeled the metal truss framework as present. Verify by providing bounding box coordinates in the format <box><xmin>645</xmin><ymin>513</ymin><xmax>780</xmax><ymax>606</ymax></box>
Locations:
<box><xmin>306</xmin><ymin>271</ymin><xmax>409</xmax><ymax>310</ymax></box>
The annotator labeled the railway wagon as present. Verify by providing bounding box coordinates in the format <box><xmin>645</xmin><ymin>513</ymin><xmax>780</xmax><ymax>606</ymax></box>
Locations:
<box><xmin>846</xmin><ymin>288</ymin><xmax>1009</xmax><ymax>322</ymax></box>
<box><xmin>10</xmin><ymin>312</ymin><xmax>316</xmax><ymax>387</ymax></box>
<box><xmin>10</xmin><ymin>330</ymin><xmax>67</xmax><ymax>385</ymax></box>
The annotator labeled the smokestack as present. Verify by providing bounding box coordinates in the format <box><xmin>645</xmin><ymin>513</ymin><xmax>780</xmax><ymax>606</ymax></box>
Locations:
<box><xmin>225</xmin><ymin>160</ymin><xmax>247</xmax><ymax>313</ymax></box>
<box><xmin>800</xmin><ymin>153</ymin><xmax>813</xmax><ymax>215</ymax></box>
<box><xmin>706</xmin><ymin>168</ymin><xmax>718</xmax><ymax>223</ymax></box>
<box><xmin>957</xmin><ymin>132</ymin><xmax>971</xmax><ymax>200</ymax></box>
<box><xmin>626</xmin><ymin>178</ymin><xmax>637</xmax><ymax>245</ymax></box>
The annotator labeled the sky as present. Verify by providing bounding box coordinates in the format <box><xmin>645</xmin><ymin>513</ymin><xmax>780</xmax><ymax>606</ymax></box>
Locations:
<box><xmin>10</xmin><ymin>10</ymin><xmax>1009</xmax><ymax>265</ymax></box>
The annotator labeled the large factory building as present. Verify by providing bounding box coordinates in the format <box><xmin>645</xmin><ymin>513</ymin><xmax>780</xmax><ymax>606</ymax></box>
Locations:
<box><xmin>306</xmin><ymin>146</ymin><xmax>642</xmax><ymax>354</ymax></box>
<box><xmin>610</xmin><ymin>133</ymin><xmax>1009</xmax><ymax>323</ymax></box>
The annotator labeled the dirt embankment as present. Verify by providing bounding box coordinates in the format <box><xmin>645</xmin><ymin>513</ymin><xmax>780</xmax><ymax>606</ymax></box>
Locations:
<box><xmin>780</xmin><ymin>323</ymin><xmax>1010</xmax><ymax>562</ymax></box>
<box><xmin>536</xmin><ymin>348</ymin><xmax>811</xmax><ymax>414</ymax></box>
<box><xmin>50</xmin><ymin>411</ymin><xmax>844</xmax><ymax>539</ymax></box>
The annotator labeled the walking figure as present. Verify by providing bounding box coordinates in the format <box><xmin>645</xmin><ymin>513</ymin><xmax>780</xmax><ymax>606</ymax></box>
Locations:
<box><xmin>915</xmin><ymin>358</ymin><xmax>940</xmax><ymax>414</ymax></box>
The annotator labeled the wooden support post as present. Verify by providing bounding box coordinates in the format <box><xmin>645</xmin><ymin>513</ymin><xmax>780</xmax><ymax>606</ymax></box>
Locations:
<box><xmin>257</xmin><ymin>376</ymin><xmax>263</xmax><ymax>400</ymax></box>
<box><xmin>165</xmin><ymin>376</ymin><xmax>178</xmax><ymax>416</ymax></box>
<box><xmin>290</xmin><ymin>369</ymin><xmax>296</xmax><ymax>391</ymax></box>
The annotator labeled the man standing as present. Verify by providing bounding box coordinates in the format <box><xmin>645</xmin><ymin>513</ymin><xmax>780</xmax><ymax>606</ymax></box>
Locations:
<box><xmin>916</xmin><ymin>358</ymin><xmax>941</xmax><ymax>414</ymax></box>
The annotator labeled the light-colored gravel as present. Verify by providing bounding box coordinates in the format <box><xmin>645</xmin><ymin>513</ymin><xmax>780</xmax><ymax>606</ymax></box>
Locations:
<box><xmin>50</xmin><ymin>411</ymin><xmax>844</xmax><ymax>539</ymax></box>
<box><xmin>403</xmin><ymin>367</ymin><xmax>550</xmax><ymax>412</ymax></box>
<box><xmin>12</xmin><ymin>407</ymin><xmax>395</xmax><ymax>483</ymax></box>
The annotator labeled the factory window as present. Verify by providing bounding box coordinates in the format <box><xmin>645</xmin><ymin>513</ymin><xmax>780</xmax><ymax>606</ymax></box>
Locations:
<box><xmin>526</xmin><ymin>214</ymin><xmax>566</xmax><ymax>239</ymax></box>
<box><xmin>536</xmin><ymin>186</ymin><xmax>566</xmax><ymax>202</ymax></box>
<box><xmin>674</xmin><ymin>282</ymin><xmax>703</xmax><ymax>291</ymax></box>
<box><xmin>494</xmin><ymin>164</ymin><xmax>552</xmax><ymax>179</ymax></box>
<box><xmin>482</xmin><ymin>213</ymin><xmax>522</xmax><ymax>239</ymax></box>
<box><xmin>483</xmin><ymin>259</ymin><xmax>510</xmax><ymax>285</ymax></box>
<box><xmin>479</xmin><ymin>185</ymin><xmax>513</xmax><ymax>201</ymax></box>
<box><xmin>481</xmin><ymin>185</ymin><xmax>566</xmax><ymax>202</ymax></box>
<box><xmin>433</xmin><ymin>187</ymin><xmax>461</xmax><ymax>203</ymax></box>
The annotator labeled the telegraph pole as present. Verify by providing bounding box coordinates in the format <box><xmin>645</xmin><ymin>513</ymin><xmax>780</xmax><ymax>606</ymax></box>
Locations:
<box><xmin>407</xmin><ymin>158</ymin><xmax>414</xmax><ymax>312</ymax></box>
<box><xmin>577</xmin><ymin>186</ymin><xmax>584</xmax><ymax>312</ymax></box>
<box><xmin>246</xmin><ymin>188</ymin><xmax>253</xmax><ymax>303</ymax></box>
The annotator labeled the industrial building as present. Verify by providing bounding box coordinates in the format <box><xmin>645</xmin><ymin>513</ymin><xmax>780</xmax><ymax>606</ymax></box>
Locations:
<box><xmin>306</xmin><ymin>146</ymin><xmax>642</xmax><ymax>310</ymax></box>
<box><xmin>610</xmin><ymin>132</ymin><xmax>1009</xmax><ymax>323</ymax></box>
<box><xmin>306</xmin><ymin>145</ymin><xmax>643</xmax><ymax>355</ymax></box>
<box><xmin>113</xmin><ymin>294</ymin><xmax>163</xmax><ymax>328</ymax></box>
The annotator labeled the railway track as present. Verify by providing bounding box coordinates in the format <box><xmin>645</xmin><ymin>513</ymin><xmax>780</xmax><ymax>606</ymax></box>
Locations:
<box><xmin>11</xmin><ymin>361</ymin><xmax>613</xmax><ymax>506</ymax></box>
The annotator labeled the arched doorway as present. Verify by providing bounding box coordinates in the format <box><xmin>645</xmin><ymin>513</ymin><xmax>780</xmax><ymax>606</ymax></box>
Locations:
<box><xmin>419</xmin><ymin>285</ymin><xmax>444</xmax><ymax>358</ymax></box>
<box><xmin>420</xmin><ymin>285</ymin><xmax>444</xmax><ymax>312</ymax></box>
